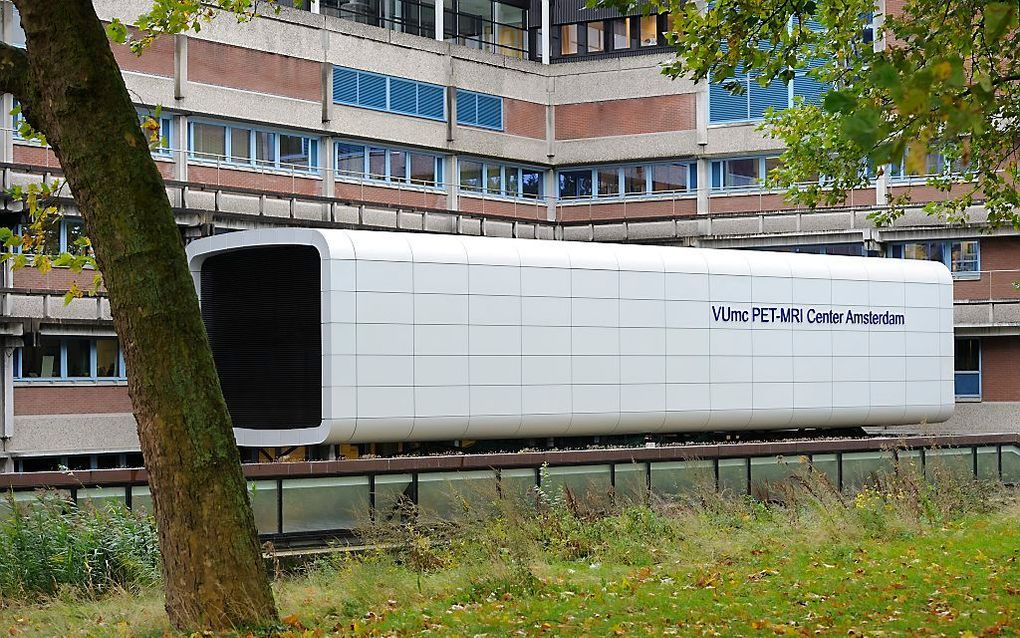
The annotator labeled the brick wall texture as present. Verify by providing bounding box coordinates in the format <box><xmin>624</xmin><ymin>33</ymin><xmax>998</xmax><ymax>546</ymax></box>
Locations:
<box><xmin>188</xmin><ymin>39</ymin><xmax>321</xmax><ymax>101</ymax></box>
<box><xmin>555</xmin><ymin>94</ymin><xmax>695</xmax><ymax>140</ymax></box>
<box><xmin>109</xmin><ymin>29</ymin><xmax>174</xmax><ymax>77</ymax></box>
<box><xmin>503</xmin><ymin>98</ymin><xmax>546</xmax><ymax>139</ymax></box>
<box><xmin>980</xmin><ymin>336</ymin><xmax>1020</xmax><ymax>401</ymax></box>
<box><xmin>14</xmin><ymin>385</ymin><xmax>133</xmax><ymax>416</ymax></box>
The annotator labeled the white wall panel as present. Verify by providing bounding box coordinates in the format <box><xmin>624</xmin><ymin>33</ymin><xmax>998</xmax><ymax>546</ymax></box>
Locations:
<box><xmin>188</xmin><ymin>229</ymin><xmax>957</xmax><ymax>446</ymax></box>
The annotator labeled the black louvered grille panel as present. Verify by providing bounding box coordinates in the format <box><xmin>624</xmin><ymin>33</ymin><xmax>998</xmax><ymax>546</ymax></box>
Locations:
<box><xmin>200</xmin><ymin>246</ymin><xmax>321</xmax><ymax>431</ymax></box>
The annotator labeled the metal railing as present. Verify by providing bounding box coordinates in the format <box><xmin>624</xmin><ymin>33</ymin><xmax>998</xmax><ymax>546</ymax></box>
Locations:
<box><xmin>2</xmin><ymin>434</ymin><xmax>1018</xmax><ymax>544</ymax></box>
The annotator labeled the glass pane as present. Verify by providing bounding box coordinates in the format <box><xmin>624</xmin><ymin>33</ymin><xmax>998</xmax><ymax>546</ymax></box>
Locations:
<box><xmin>951</xmin><ymin>241</ymin><xmax>979</xmax><ymax>272</ymax></box>
<box><xmin>486</xmin><ymin>164</ymin><xmax>504</xmax><ymax>194</ymax></box>
<box><xmin>77</xmin><ymin>486</ymin><xmax>127</xmax><ymax>510</ymax></box>
<box><xmin>460</xmin><ymin>159</ymin><xmax>483</xmax><ymax>191</ymax></box>
<box><xmin>597</xmin><ymin>168</ymin><xmax>620</xmax><ymax>197</ymax></box>
<box><xmin>255</xmin><ymin>131</ymin><xmax>276</xmax><ymax>167</ymax></box>
<box><xmin>337</xmin><ymin>144</ymin><xmax>366</xmax><ymax>178</ymax></box>
<box><xmin>810</xmin><ymin>453</ymin><xmax>839</xmax><ymax>487</ymax></box>
<box><xmin>131</xmin><ymin>486</ymin><xmax>153</xmax><ymax>514</ymax></box>
<box><xmin>65</xmin><ymin>220</ymin><xmax>87</xmax><ymax>255</ymax></box>
<box><xmin>281</xmin><ymin>476</ymin><xmax>370</xmax><ymax>533</ymax></box>
<box><xmin>374</xmin><ymin>473</ymin><xmax>414</xmax><ymax>524</ymax></box>
<box><xmin>925</xmin><ymin>448</ymin><xmax>974</xmax><ymax>481</ymax></box>
<box><xmin>499</xmin><ymin>467</ymin><xmax>538</xmax><ymax>501</ymax></box>
<box><xmin>639</xmin><ymin>15</ymin><xmax>658</xmax><ymax>46</ymax></box>
<box><xmin>191</xmin><ymin>123</ymin><xmax>226</xmax><ymax>160</ymax></box>
<box><xmin>764</xmin><ymin>157</ymin><xmax>782</xmax><ymax>184</ymax></box>
<box><xmin>543</xmin><ymin>465</ymin><xmax>612</xmax><ymax>504</ymax></box>
<box><xmin>561</xmin><ymin>24</ymin><xmax>578</xmax><ymax>55</ymax></box>
<box><xmin>230</xmin><ymin>128</ymin><xmax>251</xmax><ymax>163</ymax></box>
<box><xmin>559</xmin><ymin>170</ymin><xmax>592</xmax><ymax>198</ymax></box>
<box><xmin>409</xmin><ymin>153</ymin><xmax>437</xmax><ymax>185</ymax></box>
<box><xmin>623</xmin><ymin>165</ymin><xmax>647</xmax><ymax>194</ymax></box>
<box><xmin>612</xmin><ymin>19</ymin><xmax>630</xmax><ymax>49</ymax></box>
<box><xmin>66</xmin><ymin>338</ymin><xmax>91</xmax><ymax>378</ymax></box>
<box><xmin>20</xmin><ymin>336</ymin><xmax>62</xmax><ymax>378</ymax></box>
<box><xmin>587</xmin><ymin>21</ymin><xmax>604</xmax><ymax>53</ymax></box>
<box><xmin>842</xmin><ymin>451</ymin><xmax>893</xmax><ymax>491</ymax></box>
<box><xmin>506</xmin><ymin>168</ymin><xmax>520</xmax><ymax>196</ymax></box>
<box><xmin>368</xmin><ymin>147</ymin><xmax>387</xmax><ymax>179</ymax></box>
<box><xmin>651</xmin><ymin>163</ymin><xmax>687</xmax><ymax>192</ymax></box>
<box><xmin>650</xmin><ymin>460</ymin><xmax>714</xmax><ymax>496</ymax></box>
<box><xmin>724</xmin><ymin>158</ymin><xmax>759</xmax><ymax>188</ymax></box>
<box><xmin>976</xmin><ymin>447</ymin><xmax>999</xmax><ymax>481</ymax></box>
<box><xmin>897</xmin><ymin>449</ymin><xmax>924</xmax><ymax>477</ymax></box>
<box><xmin>614</xmin><ymin>463</ymin><xmax>647</xmax><ymax>504</ymax></box>
<box><xmin>1002</xmin><ymin>446</ymin><xmax>1020</xmax><ymax>483</ymax></box>
<box><xmin>280</xmin><ymin>135</ymin><xmax>310</xmax><ymax>170</ymax></box>
<box><xmin>417</xmin><ymin>470</ymin><xmax>497</xmax><ymax>521</ymax></box>
<box><xmin>521</xmin><ymin>169</ymin><xmax>542</xmax><ymax>198</ymax></box>
<box><xmin>389</xmin><ymin>150</ymin><xmax>407</xmax><ymax>182</ymax></box>
<box><xmin>249</xmin><ymin>480</ymin><xmax>279</xmax><ymax>535</ymax></box>
<box><xmin>955</xmin><ymin>339</ymin><xmax>980</xmax><ymax>372</ymax></box>
<box><xmin>750</xmin><ymin>455</ymin><xmax>803</xmax><ymax>497</ymax></box>
<box><xmin>718</xmin><ymin>458</ymin><xmax>747</xmax><ymax>494</ymax></box>
<box><xmin>902</xmin><ymin>242</ymin><xmax>930</xmax><ymax>261</ymax></box>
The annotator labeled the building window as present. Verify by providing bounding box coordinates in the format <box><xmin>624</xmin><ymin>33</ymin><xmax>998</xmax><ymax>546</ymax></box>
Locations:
<box><xmin>561</xmin><ymin>24</ymin><xmax>578</xmax><ymax>55</ymax></box>
<box><xmin>15</xmin><ymin>337</ymin><xmax>126</xmax><ymax>381</ymax></box>
<box><xmin>612</xmin><ymin>19</ymin><xmax>630</xmax><ymax>49</ymax></box>
<box><xmin>459</xmin><ymin>159</ymin><xmax>544</xmax><ymax>199</ymax></box>
<box><xmin>888</xmin><ymin>151</ymin><xmax>970</xmax><ymax>180</ymax></box>
<box><xmin>14</xmin><ymin>218</ymin><xmax>89</xmax><ymax>257</ymax></box>
<box><xmin>711</xmin><ymin>157</ymin><xmax>780</xmax><ymax>191</ymax></box>
<box><xmin>639</xmin><ymin>15</ymin><xmax>658</xmax><ymax>46</ymax></box>
<box><xmin>334</xmin><ymin>141</ymin><xmax>443</xmax><ymax>187</ymax></box>
<box><xmin>559</xmin><ymin>161</ymin><xmax>696</xmax><ymax>200</ymax></box>
<box><xmin>558</xmin><ymin>169</ymin><xmax>593</xmax><ymax>199</ymax></box>
<box><xmin>188</xmin><ymin>121</ymin><xmax>318</xmax><ymax>173</ymax></box>
<box><xmin>954</xmin><ymin>338</ymin><xmax>981</xmax><ymax>399</ymax></box>
<box><xmin>887</xmin><ymin>240</ymin><xmax>980</xmax><ymax>277</ymax></box>
<box><xmin>587</xmin><ymin>21</ymin><xmax>605</xmax><ymax>53</ymax></box>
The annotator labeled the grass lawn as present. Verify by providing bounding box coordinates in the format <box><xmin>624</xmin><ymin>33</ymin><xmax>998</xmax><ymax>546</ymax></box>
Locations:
<box><xmin>1</xmin><ymin>479</ymin><xmax>1018</xmax><ymax>637</ymax></box>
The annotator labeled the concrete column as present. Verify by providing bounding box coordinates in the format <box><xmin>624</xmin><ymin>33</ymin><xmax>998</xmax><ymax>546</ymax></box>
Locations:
<box><xmin>697</xmin><ymin>158</ymin><xmax>710</xmax><ymax>214</ymax></box>
<box><xmin>0</xmin><ymin>347</ymin><xmax>14</xmax><ymax>474</ymax></box>
<box><xmin>175</xmin><ymin>114</ymin><xmax>188</xmax><ymax>182</ymax></box>
<box><xmin>2</xmin><ymin>93</ymin><xmax>13</xmax><ymax>165</ymax></box>
<box><xmin>174</xmin><ymin>34</ymin><xmax>187</xmax><ymax>100</ymax></box>
<box><xmin>540</xmin><ymin>0</ymin><xmax>550</xmax><ymax>65</ymax></box>
<box><xmin>446</xmin><ymin>155</ymin><xmax>459</xmax><ymax>211</ymax></box>
<box><xmin>435</xmin><ymin>0</ymin><xmax>444</xmax><ymax>42</ymax></box>
<box><xmin>545</xmin><ymin>168</ymin><xmax>556</xmax><ymax>222</ymax></box>
<box><xmin>311</xmin><ymin>0</ymin><xmax>321</xmax><ymax>13</ymax></box>
<box><xmin>322</xmin><ymin>135</ymin><xmax>335</xmax><ymax>198</ymax></box>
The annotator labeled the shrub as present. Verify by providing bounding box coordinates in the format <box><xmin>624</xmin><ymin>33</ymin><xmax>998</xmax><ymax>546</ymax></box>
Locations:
<box><xmin>0</xmin><ymin>490</ymin><xmax>161</xmax><ymax>604</ymax></box>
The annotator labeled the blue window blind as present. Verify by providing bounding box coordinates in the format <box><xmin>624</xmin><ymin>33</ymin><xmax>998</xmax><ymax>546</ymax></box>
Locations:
<box><xmin>750</xmin><ymin>78</ymin><xmax>790</xmax><ymax>119</ymax></box>
<box><xmin>455</xmin><ymin>89</ymin><xmax>504</xmax><ymax>131</ymax></box>
<box><xmin>332</xmin><ymin>66</ymin><xmax>446</xmax><ymax>121</ymax></box>
<box><xmin>793</xmin><ymin>58</ymin><xmax>828</xmax><ymax>106</ymax></box>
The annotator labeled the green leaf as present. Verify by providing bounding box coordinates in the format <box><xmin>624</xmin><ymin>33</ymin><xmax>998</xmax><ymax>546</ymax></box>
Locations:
<box><xmin>823</xmin><ymin>91</ymin><xmax>857</xmax><ymax>114</ymax></box>
<box><xmin>842</xmin><ymin>107</ymin><xmax>882</xmax><ymax>149</ymax></box>
<box><xmin>984</xmin><ymin>3</ymin><xmax>1018</xmax><ymax>42</ymax></box>
<box><xmin>105</xmin><ymin>19</ymin><xmax>128</xmax><ymax>44</ymax></box>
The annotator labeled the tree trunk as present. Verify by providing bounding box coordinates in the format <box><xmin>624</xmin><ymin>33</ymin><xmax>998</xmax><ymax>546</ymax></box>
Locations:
<box><xmin>9</xmin><ymin>1</ymin><xmax>277</xmax><ymax>629</ymax></box>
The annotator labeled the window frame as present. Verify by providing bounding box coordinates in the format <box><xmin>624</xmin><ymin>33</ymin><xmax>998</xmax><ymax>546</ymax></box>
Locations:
<box><xmin>954</xmin><ymin>337</ymin><xmax>981</xmax><ymax>400</ymax></box>
<box><xmin>887</xmin><ymin>239</ymin><xmax>981</xmax><ymax>280</ymax></box>
<box><xmin>15</xmin><ymin>336</ymin><xmax>127</xmax><ymax>383</ymax></box>
<box><xmin>458</xmin><ymin>158</ymin><xmax>545</xmax><ymax>200</ymax></box>
<box><xmin>334</xmin><ymin>140</ymin><xmax>445</xmax><ymax>190</ymax></box>
<box><xmin>558</xmin><ymin>160</ymin><xmax>697</xmax><ymax>201</ymax></box>
<box><xmin>187</xmin><ymin>118</ymin><xmax>320</xmax><ymax>174</ymax></box>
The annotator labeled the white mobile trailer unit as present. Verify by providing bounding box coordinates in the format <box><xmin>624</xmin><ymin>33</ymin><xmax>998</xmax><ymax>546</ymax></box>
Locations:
<box><xmin>187</xmin><ymin>228</ymin><xmax>954</xmax><ymax>447</ymax></box>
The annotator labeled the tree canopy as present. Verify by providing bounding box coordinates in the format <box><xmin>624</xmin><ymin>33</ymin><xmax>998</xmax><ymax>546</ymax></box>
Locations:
<box><xmin>604</xmin><ymin>0</ymin><xmax>1020</xmax><ymax>226</ymax></box>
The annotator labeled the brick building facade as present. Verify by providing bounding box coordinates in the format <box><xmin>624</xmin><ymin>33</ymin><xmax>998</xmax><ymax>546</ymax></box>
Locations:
<box><xmin>0</xmin><ymin>0</ymin><xmax>1016</xmax><ymax>471</ymax></box>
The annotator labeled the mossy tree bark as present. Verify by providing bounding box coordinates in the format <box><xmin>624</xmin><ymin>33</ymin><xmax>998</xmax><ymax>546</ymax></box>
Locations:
<box><xmin>1</xmin><ymin>1</ymin><xmax>277</xmax><ymax>629</ymax></box>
